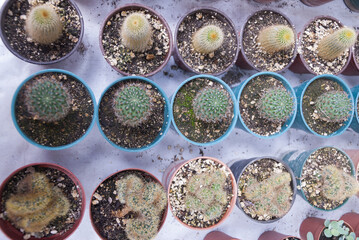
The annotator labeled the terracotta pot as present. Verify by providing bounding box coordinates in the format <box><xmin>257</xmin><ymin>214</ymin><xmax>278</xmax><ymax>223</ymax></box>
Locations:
<box><xmin>340</xmin><ymin>212</ymin><xmax>359</xmax><ymax>236</ymax></box>
<box><xmin>258</xmin><ymin>231</ymin><xmax>301</xmax><ymax>240</ymax></box>
<box><xmin>342</xmin><ymin>149</ymin><xmax>359</xmax><ymax>197</ymax></box>
<box><xmin>344</xmin><ymin>0</ymin><xmax>359</xmax><ymax>12</ymax></box>
<box><xmin>300</xmin><ymin>0</ymin><xmax>334</xmax><ymax>6</ymax></box>
<box><xmin>204</xmin><ymin>231</ymin><xmax>239</xmax><ymax>240</ymax></box>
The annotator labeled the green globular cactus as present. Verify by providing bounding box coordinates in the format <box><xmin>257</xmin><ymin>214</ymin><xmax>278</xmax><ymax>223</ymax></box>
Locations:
<box><xmin>257</xmin><ymin>24</ymin><xmax>295</xmax><ymax>54</ymax></box>
<box><xmin>24</xmin><ymin>76</ymin><xmax>71</xmax><ymax>123</ymax></box>
<box><xmin>315</xmin><ymin>90</ymin><xmax>352</xmax><ymax>123</ymax></box>
<box><xmin>192</xmin><ymin>86</ymin><xmax>233</xmax><ymax>123</ymax></box>
<box><xmin>257</xmin><ymin>87</ymin><xmax>294</xmax><ymax>123</ymax></box>
<box><xmin>318</xmin><ymin>27</ymin><xmax>357</xmax><ymax>60</ymax></box>
<box><xmin>120</xmin><ymin>12</ymin><xmax>152</xmax><ymax>52</ymax></box>
<box><xmin>113</xmin><ymin>83</ymin><xmax>153</xmax><ymax>127</ymax></box>
<box><xmin>192</xmin><ymin>25</ymin><xmax>224</xmax><ymax>54</ymax></box>
<box><xmin>25</xmin><ymin>4</ymin><xmax>63</xmax><ymax>44</ymax></box>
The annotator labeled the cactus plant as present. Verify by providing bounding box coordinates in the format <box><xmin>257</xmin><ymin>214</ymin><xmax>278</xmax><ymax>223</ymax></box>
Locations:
<box><xmin>192</xmin><ymin>25</ymin><xmax>224</xmax><ymax>54</ymax></box>
<box><xmin>318</xmin><ymin>27</ymin><xmax>357</xmax><ymax>60</ymax></box>
<box><xmin>307</xmin><ymin>220</ymin><xmax>359</xmax><ymax>240</ymax></box>
<box><xmin>257</xmin><ymin>24</ymin><xmax>295</xmax><ymax>54</ymax></box>
<box><xmin>24</xmin><ymin>76</ymin><xmax>72</xmax><ymax>122</ymax></box>
<box><xmin>315</xmin><ymin>90</ymin><xmax>352</xmax><ymax>123</ymax></box>
<box><xmin>257</xmin><ymin>87</ymin><xmax>294</xmax><ymax>123</ymax></box>
<box><xmin>120</xmin><ymin>12</ymin><xmax>153</xmax><ymax>52</ymax></box>
<box><xmin>25</xmin><ymin>4</ymin><xmax>63</xmax><ymax>44</ymax></box>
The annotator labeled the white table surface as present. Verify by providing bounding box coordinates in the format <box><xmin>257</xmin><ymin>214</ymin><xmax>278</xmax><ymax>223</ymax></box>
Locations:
<box><xmin>0</xmin><ymin>0</ymin><xmax>359</xmax><ymax>239</ymax></box>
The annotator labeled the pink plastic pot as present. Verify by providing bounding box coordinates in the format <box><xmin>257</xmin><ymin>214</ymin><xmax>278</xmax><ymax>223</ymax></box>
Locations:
<box><xmin>300</xmin><ymin>0</ymin><xmax>334</xmax><ymax>6</ymax></box>
<box><xmin>340</xmin><ymin>212</ymin><xmax>359</xmax><ymax>236</ymax></box>
<box><xmin>258</xmin><ymin>231</ymin><xmax>301</xmax><ymax>240</ymax></box>
<box><xmin>204</xmin><ymin>231</ymin><xmax>239</xmax><ymax>240</ymax></box>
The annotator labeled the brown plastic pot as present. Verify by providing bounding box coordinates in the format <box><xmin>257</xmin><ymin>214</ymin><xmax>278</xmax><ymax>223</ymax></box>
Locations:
<box><xmin>300</xmin><ymin>0</ymin><xmax>334</xmax><ymax>6</ymax></box>
<box><xmin>204</xmin><ymin>231</ymin><xmax>239</xmax><ymax>240</ymax></box>
<box><xmin>0</xmin><ymin>163</ymin><xmax>86</xmax><ymax>240</ymax></box>
<box><xmin>99</xmin><ymin>3</ymin><xmax>173</xmax><ymax>77</ymax></box>
<box><xmin>340</xmin><ymin>212</ymin><xmax>359</xmax><ymax>236</ymax></box>
<box><xmin>343</xmin><ymin>149</ymin><xmax>359</xmax><ymax>197</ymax></box>
<box><xmin>258</xmin><ymin>231</ymin><xmax>301</xmax><ymax>240</ymax></box>
<box><xmin>342</xmin><ymin>32</ymin><xmax>359</xmax><ymax>75</ymax></box>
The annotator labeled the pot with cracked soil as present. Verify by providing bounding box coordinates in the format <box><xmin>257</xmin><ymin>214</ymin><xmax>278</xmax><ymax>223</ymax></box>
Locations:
<box><xmin>258</xmin><ymin>231</ymin><xmax>302</xmax><ymax>240</ymax></box>
<box><xmin>340</xmin><ymin>212</ymin><xmax>359</xmax><ymax>236</ymax></box>
<box><xmin>236</xmin><ymin>9</ymin><xmax>297</xmax><ymax>72</ymax></box>
<box><xmin>300</xmin><ymin>0</ymin><xmax>334</xmax><ymax>6</ymax></box>
<box><xmin>100</xmin><ymin>3</ymin><xmax>172</xmax><ymax>77</ymax></box>
<box><xmin>0</xmin><ymin>0</ymin><xmax>84</xmax><ymax>64</ymax></box>
<box><xmin>343</xmin><ymin>31</ymin><xmax>359</xmax><ymax>75</ymax></box>
<box><xmin>204</xmin><ymin>231</ymin><xmax>239</xmax><ymax>240</ymax></box>
<box><xmin>97</xmin><ymin>76</ymin><xmax>171</xmax><ymax>152</ymax></box>
<box><xmin>12</xmin><ymin>69</ymin><xmax>96</xmax><ymax>150</ymax></box>
<box><xmin>0</xmin><ymin>163</ymin><xmax>85</xmax><ymax>240</ymax></box>
<box><xmin>344</xmin><ymin>0</ymin><xmax>359</xmax><ymax>12</ymax></box>
<box><xmin>173</xmin><ymin>7</ymin><xmax>239</xmax><ymax>76</ymax></box>
<box><xmin>90</xmin><ymin>168</ymin><xmax>168</xmax><ymax>240</ymax></box>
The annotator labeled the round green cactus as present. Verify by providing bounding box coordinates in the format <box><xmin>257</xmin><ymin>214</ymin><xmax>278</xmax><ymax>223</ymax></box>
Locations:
<box><xmin>315</xmin><ymin>90</ymin><xmax>352</xmax><ymax>122</ymax></box>
<box><xmin>257</xmin><ymin>24</ymin><xmax>295</xmax><ymax>54</ymax></box>
<box><xmin>192</xmin><ymin>25</ymin><xmax>224</xmax><ymax>54</ymax></box>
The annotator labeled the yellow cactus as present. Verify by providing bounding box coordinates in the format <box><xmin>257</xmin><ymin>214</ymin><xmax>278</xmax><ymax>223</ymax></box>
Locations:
<box><xmin>257</xmin><ymin>24</ymin><xmax>295</xmax><ymax>54</ymax></box>
<box><xmin>192</xmin><ymin>25</ymin><xmax>224</xmax><ymax>54</ymax></box>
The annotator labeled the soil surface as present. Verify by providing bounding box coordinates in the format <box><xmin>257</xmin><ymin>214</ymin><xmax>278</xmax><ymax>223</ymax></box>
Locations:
<box><xmin>355</xmin><ymin>35</ymin><xmax>359</xmax><ymax>67</ymax></box>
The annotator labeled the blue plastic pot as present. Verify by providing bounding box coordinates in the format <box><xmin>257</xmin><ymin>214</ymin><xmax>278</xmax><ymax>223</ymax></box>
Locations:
<box><xmin>293</xmin><ymin>74</ymin><xmax>354</xmax><ymax>137</ymax></box>
<box><xmin>170</xmin><ymin>74</ymin><xmax>238</xmax><ymax>146</ymax></box>
<box><xmin>97</xmin><ymin>76</ymin><xmax>171</xmax><ymax>152</ymax></box>
<box><xmin>234</xmin><ymin>72</ymin><xmax>297</xmax><ymax>139</ymax></box>
<box><xmin>11</xmin><ymin>69</ymin><xmax>97</xmax><ymax>150</ymax></box>
<box><xmin>350</xmin><ymin>85</ymin><xmax>359</xmax><ymax>132</ymax></box>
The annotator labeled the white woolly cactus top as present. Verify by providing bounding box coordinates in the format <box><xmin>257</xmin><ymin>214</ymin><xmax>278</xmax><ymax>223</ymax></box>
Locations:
<box><xmin>192</xmin><ymin>25</ymin><xmax>224</xmax><ymax>54</ymax></box>
<box><xmin>257</xmin><ymin>24</ymin><xmax>295</xmax><ymax>54</ymax></box>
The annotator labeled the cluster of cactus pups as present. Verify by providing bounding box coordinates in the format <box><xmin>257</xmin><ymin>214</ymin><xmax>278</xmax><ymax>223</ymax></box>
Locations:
<box><xmin>307</xmin><ymin>220</ymin><xmax>359</xmax><ymax>240</ymax></box>
<box><xmin>257</xmin><ymin>24</ymin><xmax>295</xmax><ymax>54</ymax></box>
<box><xmin>5</xmin><ymin>172</ymin><xmax>70</xmax><ymax>233</ymax></box>
<box><xmin>114</xmin><ymin>174</ymin><xmax>167</xmax><ymax>240</ymax></box>
<box><xmin>192</xmin><ymin>25</ymin><xmax>224</xmax><ymax>54</ymax></box>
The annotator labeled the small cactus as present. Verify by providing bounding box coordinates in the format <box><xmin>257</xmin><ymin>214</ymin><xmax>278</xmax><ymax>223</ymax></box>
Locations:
<box><xmin>318</xmin><ymin>27</ymin><xmax>357</xmax><ymax>60</ymax></box>
<box><xmin>257</xmin><ymin>87</ymin><xmax>294</xmax><ymax>123</ymax></box>
<box><xmin>315</xmin><ymin>90</ymin><xmax>352</xmax><ymax>123</ymax></box>
<box><xmin>192</xmin><ymin>86</ymin><xmax>233</xmax><ymax>123</ymax></box>
<box><xmin>192</xmin><ymin>25</ymin><xmax>224</xmax><ymax>54</ymax></box>
<box><xmin>24</xmin><ymin>76</ymin><xmax>71</xmax><ymax>122</ymax></box>
<box><xmin>125</xmin><ymin>207</ymin><xmax>160</xmax><ymax>240</ymax></box>
<box><xmin>120</xmin><ymin>12</ymin><xmax>152</xmax><ymax>52</ymax></box>
<box><xmin>25</xmin><ymin>4</ymin><xmax>63</xmax><ymax>44</ymax></box>
<box><xmin>257</xmin><ymin>24</ymin><xmax>295</xmax><ymax>54</ymax></box>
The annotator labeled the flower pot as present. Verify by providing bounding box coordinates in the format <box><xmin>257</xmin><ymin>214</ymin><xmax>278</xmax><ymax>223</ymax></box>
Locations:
<box><xmin>11</xmin><ymin>69</ymin><xmax>96</xmax><ymax>150</ymax></box>
<box><xmin>171</xmin><ymin>75</ymin><xmax>238</xmax><ymax>146</ymax></box>
<box><xmin>340</xmin><ymin>212</ymin><xmax>359</xmax><ymax>236</ymax></box>
<box><xmin>300</xmin><ymin>0</ymin><xmax>334</xmax><ymax>6</ymax></box>
<box><xmin>343</xmin><ymin>33</ymin><xmax>359</xmax><ymax>75</ymax></box>
<box><xmin>234</xmin><ymin>72</ymin><xmax>296</xmax><ymax>139</ymax></box>
<box><xmin>0</xmin><ymin>0</ymin><xmax>84</xmax><ymax>64</ymax></box>
<box><xmin>344</xmin><ymin>0</ymin><xmax>359</xmax><ymax>12</ymax></box>
<box><xmin>164</xmin><ymin>156</ymin><xmax>237</xmax><ymax>229</ymax></box>
<box><xmin>0</xmin><ymin>163</ymin><xmax>85</xmax><ymax>240</ymax></box>
<box><xmin>258</xmin><ymin>231</ymin><xmax>301</xmax><ymax>240</ymax></box>
<box><xmin>342</xmin><ymin>149</ymin><xmax>359</xmax><ymax>197</ymax></box>
<box><xmin>293</xmin><ymin>74</ymin><xmax>354</xmax><ymax>137</ymax></box>
<box><xmin>90</xmin><ymin>168</ymin><xmax>168</xmax><ymax>240</ymax></box>
<box><xmin>99</xmin><ymin>3</ymin><xmax>172</xmax><ymax>77</ymax></box>
<box><xmin>350</xmin><ymin>85</ymin><xmax>359</xmax><ymax>132</ymax></box>
<box><xmin>204</xmin><ymin>231</ymin><xmax>239</xmax><ymax>240</ymax></box>
<box><xmin>97</xmin><ymin>76</ymin><xmax>171</xmax><ymax>152</ymax></box>
<box><xmin>173</xmin><ymin>7</ymin><xmax>239</xmax><ymax>76</ymax></box>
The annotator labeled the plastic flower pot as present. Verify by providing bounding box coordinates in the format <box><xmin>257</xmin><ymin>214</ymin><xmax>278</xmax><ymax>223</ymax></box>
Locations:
<box><xmin>234</xmin><ymin>72</ymin><xmax>297</xmax><ymax>139</ymax></box>
<box><xmin>97</xmin><ymin>76</ymin><xmax>171</xmax><ymax>152</ymax></box>
<box><xmin>0</xmin><ymin>0</ymin><xmax>84</xmax><ymax>64</ymax></box>
<box><xmin>258</xmin><ymin>231</ymin><xmax>301</xmax><ymax>240</ymax></box>
<box><xmin>11</xmin><ymin>69</ymin><xmax>96</xmax><ymax>150</ymax></box>
<box><xmin>350</xmin><ymin>85</ymin><xmax>359</xmax><ymax>132</ymax></box>
<box><xmin>0</xmin><ymin>162</ymin><xmax>85</xmax><ymax>240</ymax></box>
<box><xmin>340</xmin><ymin>212</ymin><xmax>359</xmax><ymax>236</ymax></box>
<box><xmin>171</xmin><ymin>74</ymin><xmax>238</xmax><ymax>146</ymax></box>
<box><xmin>344</xmin><ymin>0</ymin><xmax>359</xmax><ymax>12</ymax></box>
<box><xmin>163</xmin><ymin>156</ymin><xmax>237</xmax><ymax>230</ymax></box>
<box><xmin>173</xmin><ymin>7</ymin><xmax>239</xmax><ymax>76</ymax></box>
<box><xmin>343</xmin><ymin>32</ymin><xmax>359</xmax><ymax>75</ymax></box>
<box><xmin>99</xmin><ymin>3</ymin><xmax>172</xmax><ymax>77</ymax></box>
<box><xmin>300</xmin><ymin>0</ymin><xmax>334</xmax><ymax>6</ymax></box>
<box><xmin>343</xmin><ymin>149</ymin><xmax>359</xmax><ymax>197</ymax></box>
<box><xmin>293</xmin><ymin>74</ymin><xmax>354</xmax><ymax>137</ymax></box>
<box><xmin>90</xmin><ymin>168</ymin><xmax>168</xmax><ymax>240</ymax></box>
<box><xmin>204</xmin><ymin>231</ymin><xmax>239</xmax><ymax>240</ymax></box>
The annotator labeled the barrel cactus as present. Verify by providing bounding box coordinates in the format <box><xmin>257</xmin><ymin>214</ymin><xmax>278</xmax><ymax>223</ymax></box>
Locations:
<box><xmin>257</xmin><ymin>24</ymin><xmax>295</xmax><ymax>54</ymax></box>
<box><xmin>315</xmin><ymin>90</ymin><xmax>352</xmax><ymax>122</ymax></box>
<box><xmin>192</xmin><ymin>25</ymin><xmax>224</xmax><ymax>54</ymax></box>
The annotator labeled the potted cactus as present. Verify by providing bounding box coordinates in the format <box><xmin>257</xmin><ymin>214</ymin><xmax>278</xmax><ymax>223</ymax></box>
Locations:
<box><xmin>344</xmin><ymin>32</ymin><xmax>359</xmax><ymax>75</ymax></box>
<box><xmin>12</xmin><ymin>69</ymin><xmax>96</xmax><ymax>150</ymax></box>
<box><xmin>0</xmin><ymin>0</ymin><xmax>84</xmax><ymax>64</ymax></box>
<box><xmin>90</xmin><ymin>169</ymin><xmax>167</xmax><ymax>240</ymax></box>
<box><xmin>0</xmin><ymin>163</ymin><xmax>85</xmax><ymax>240</ymax></box>
<box><xmin>97</xmin><ymin>76</ymin><xmax>170</xmax><ymax>151</ymax></box>
<box><xmin>344</xmin><ymin>150</ymin><xmax>359</xmax><ymax>196</ymax></box>
<box><xmin>258</xmin><ymin>231</ymin><xmax>301</xmax><ymax>240</ymax></box>
<box><xmin>99</xmin><ymin>3</ymin><xmax>172</xmax><ymax>77</ymax></box>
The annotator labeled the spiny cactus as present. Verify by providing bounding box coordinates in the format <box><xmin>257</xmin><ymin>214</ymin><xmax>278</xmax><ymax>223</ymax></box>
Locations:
<box><xmin>192</xmin><ymin>86</ymin><xmax>233</xmax><ymax>123</ymax></box>
<box><xmin>113</xmin><ymin>83</ymin><xmax>153</xmax><ymax>127</ymax></box>
<box><xmin>321</xmin><ymin>165</ymin><xmax>359</xmax><ymax>202</ymax></box>
<box><xmin>125</xmin><ymin>207</ymin><xmax>160</xmax><ymax>240</ymax></box>
<box><xmin>315</xmin><ymin>90</ymin><xmax>352</xmax><ymax>123</ymax></box>
<box><xmin>257</xmin><ymin>24</ymin><xmax>295</xmax><ymax>54</ymax></box>
<box><xmin>317</xmin><ymin>27</ymin><xmax>357</xmax><ymax>60</ymax></box>
<box><xmin>25</xmin><ymin>4</ymin><xmax>63</xmax><ymax>44</ymax></box>
<box><xmin>120</xmin><ymin>12</ymin><xmax>152</xmax><ymax>52</ymax></box>
<box><xmin>257</xmin><ymin>87</ymin><xmax>294</xmax><ymax>123</ymax></box>
<box><xmin>24</xmin><ymin>76</ymin><xmax>71</xmax><ymax>123</ymax></box>
<box><xmin>192</xmin><ymin>25</ymin><xmax>224</xmax><ymax>54</ymax></box>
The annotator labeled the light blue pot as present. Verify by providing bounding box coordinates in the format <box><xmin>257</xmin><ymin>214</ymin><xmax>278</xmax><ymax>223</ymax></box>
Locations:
<box><xmin>97</xmin><ymin>76</ymin><xmax>171</xmax><ymax>152</ymax></box>
<box><xmin>350</xmin><ymin>85</ymin><xmax>359</xmax><ymax>132</ymax></box>
<box><xmin>170</xmin><ymin>74</ymin><xmax>238</xmax><ymax>146</ymax></box>
<box><xmin>11</xmin><ymin>69</ymin><xmax>97</xmax><ymax>150</ymax></box>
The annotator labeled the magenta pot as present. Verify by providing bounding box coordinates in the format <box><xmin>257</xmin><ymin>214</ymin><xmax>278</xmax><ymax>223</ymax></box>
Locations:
<box><xmin>258</xmin><ymin>231</ymin><xmax>301</xmax><ymax>240</ymax></box>
<box><xmin>300</xmin><ymin>0</ymin><xmax>334</xmax><ymax>6</ymax></box>
<box><xmin>204</xmin><ymin>231</ymin><xmax>239</xmax><ymax>240</ymax></box>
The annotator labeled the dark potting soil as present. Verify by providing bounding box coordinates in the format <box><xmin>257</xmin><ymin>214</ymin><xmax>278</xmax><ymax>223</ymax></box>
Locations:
<box><xmin>239</xmin><ymin>75</ymin><xmax>292</xmax><ymax>137</ymax></box>
<box><xmin>242</xmin><ymin>10</ymin><xmax>295</xmax><ymax>72</ymax></box>
<box><xmin>176</xmin><ymin>10</ymin><xmax>238</xmax><ymax>74</ymax></box>
<box><xmin>90</xmin><ymin>170</ymin><xmax>166</xmax><ymax>240</ymax></box>
<box><xmin>0</xmin><ymin>166</ymin><xmax>82</xmax><ymax>239</ymax></box>
<box><xmin>3</xmin><ymin>0</ymin><xmax>82</xmax><ymax>63</ymax></box>
<box><xmin>101</xmin><ymin>8</ymin><xmax>170</xmax><ymax>75</ymax></box>
<box><xmin>172</xmin><ymin>78</ymin><xmax>234</xmax><ymax>143</ymax></box>
<box><xmin>301</xmin><ymin>147</ymin><xmax>352</xmax><ymax>210</ymax></box>
<box><xmin>300</xmin><ymin>17</ymin><xmax>349</xmax><ymax>75</ymax></box>
<box><xmin>98</xmin><ymin>79</ymin><xmax>165</xmax><ymax>149</ymax></box>
<box><xmin>14</xmin><ymin>72</ymin><xmax>94</xmax><ymax>147</ymax></box>
<box><xmin>302</xmin><ymin>78</ymin><xmax>350</xmax><ymax>136</ymax></box>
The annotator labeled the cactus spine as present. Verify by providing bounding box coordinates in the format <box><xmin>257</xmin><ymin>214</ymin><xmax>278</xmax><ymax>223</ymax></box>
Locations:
<box><xmin>257</xmin><ymin>24</ymin><xmax>295</xmax><ymax>54</ymax></box>
<box><xmin>192</xmin><ymin>25</ymin><xmax>224</xmax><ymax>54</ymax></box>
